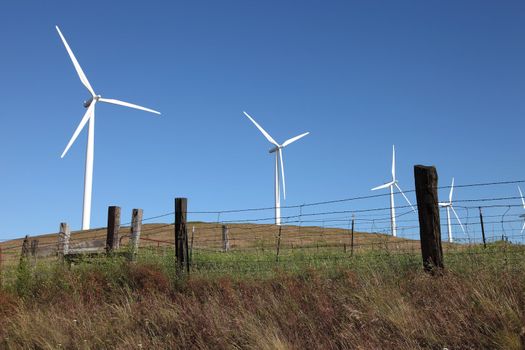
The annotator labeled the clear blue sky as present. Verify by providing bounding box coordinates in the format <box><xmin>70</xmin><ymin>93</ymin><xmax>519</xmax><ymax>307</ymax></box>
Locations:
<box><xmin>0</xmin><ymin>1</ymin><xmax>524</xmax><ymax>240</ymax></box>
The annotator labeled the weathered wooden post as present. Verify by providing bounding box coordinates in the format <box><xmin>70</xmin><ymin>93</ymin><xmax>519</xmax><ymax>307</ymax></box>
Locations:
<box><xmin>106</xmin><ymin>206</ymin><xmax>121</xmax><ymax>254</ymax></box>
<box><xmin>350</xmin><ymin>216</ymin><xmax>355</xmax><ymax>257</ymax></box>
<box><xmin>20</xmin><ymin>235</ymin><xmax>30</xmax><ymax>262</ymax></box>
<box><xmin>58</xmin><ymin>223</ymin><xmax>71</xmax><ymax>259</ymax></box>
<box><xmin>479</xmin><ymin>207</ymin><xmax>487</xmax><ymax>248</ymax></box>
<box><xmin>174</xmin><ymin>198</ymin><xmax>189</xmax><ymax>274</ymax></box>
<box><xmin>414</xmin><ymin>165</ymin><xmax>444</xmax><ymax>272</ymax></box>
<box><xmin>129</xmin><ymin>209</ymin><xmax>143</xmax><ymax>260</ymax></box>
<box><xmin>222</xmin><ymin>225</ymin><xmax>230</xmax><ymax>252</ymax></box>
<box><xmin>30</xmin><ymin>239</ymin><xmax>39</xmax><ymax>266</ymax></box>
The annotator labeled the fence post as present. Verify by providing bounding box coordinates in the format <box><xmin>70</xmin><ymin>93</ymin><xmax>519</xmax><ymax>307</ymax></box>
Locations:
<box><xmin>351</xmin><ymin>216</ymin><xmax>355</xmax><ymax>257</ymax></box>
<box><xmin>58</xmin><ymin>223</ymin><xmax>71</xmax><ymax>259</ymax></box>
<box><xmin>174</xmin><ymin>198</ymin><xmax>189</xmax><ymax>274</ymax></box>
<box><xmin>414</xmin><ymin>165</ymin><xmax>444</xmax><ymax>272</ymax></box>
<box><xmin>130</xmin><ymin>209</ymin><xmax>143</xmax><ymax>260</ymax></box>
<box><xmin>20</xmin><ymin>235</ymin><xmax>30</xmax><ymax>266</ymax></box>
<box><xmin>222</xmin><ymin>225</ymin><xmax>230</xmax><ymax>252</ymax></box>
<box><xmin>30</xmin><ymin>239</ymin><xmax>39</xmax><ymax>266</ymax></box>
<box><xmin>106</xmin><ymin>206</ymin><xmax>121</xmax><ymax>255</ymax></box>
<box><xmin>479</xmin><ymin>207</ymin><xmax>487</xmax><ymax>248</ymax></box>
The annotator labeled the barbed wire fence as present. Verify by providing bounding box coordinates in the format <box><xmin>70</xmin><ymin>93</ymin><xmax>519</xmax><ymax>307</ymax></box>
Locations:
<box><xmin>0</xmin><ymin>178</ymin><xmax>525</xmax><ymax>274</ymax></box>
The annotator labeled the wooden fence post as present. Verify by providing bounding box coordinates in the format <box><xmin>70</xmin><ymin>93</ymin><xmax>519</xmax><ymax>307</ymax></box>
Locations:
<box><xmin>30</xmin><ymin>239</ymin><xmax>39</xmax><ymax>266</ymax></box>
<box><xmin>58</xmin><ymin>223</ymin><xmax>71</xmax><ymax>259</ymax></box>
<box><xmin>222</xmin><ymin>225</ymin><xmax>230</xmax><ymax>252</ymax></box>
<box><xmin>414</xmin><ymin>165</ymin><xmax>444</xmax><ymax>272</ymax></box>
<box><xmin>130</xmin><ymin>209</ymin><xmax>143</xmax><ymax>260</ymax></box>
<box><xmin>479</xmin><ymin>207</ymin><xmax>487</xmax><ymax>248</ymax></box>
<box><xmin>351</xmin><ymin>216</ymin><xmax>355</xmax><ymax>257</ymax></box>
<box><xmin>174</xmin><ymin>198</ymin><xmax>189</xmax><ymax>274</ymax></box>
<box><xmin>19</xmin><ymin>235</ymin><xmax>30</xmax><ymax>267</ymax></box>
<box><xmin>106</xmin><ymin>206</ymin><xmax>121</xmax><ymax>254</ymax></box>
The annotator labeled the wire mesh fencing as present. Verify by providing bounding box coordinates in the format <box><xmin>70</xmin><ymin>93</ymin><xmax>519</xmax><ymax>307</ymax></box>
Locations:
<box><xmin>1</xmin><ymin>179</ymin><xmax>525</xmax><ymax>275</ymax></box>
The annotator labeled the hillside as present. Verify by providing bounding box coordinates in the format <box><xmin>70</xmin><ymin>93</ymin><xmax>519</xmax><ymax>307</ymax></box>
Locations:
<box><xmin>0</xmin><ymin>222</ymin><xmax>424</xmax><ymax>265</ymax></box>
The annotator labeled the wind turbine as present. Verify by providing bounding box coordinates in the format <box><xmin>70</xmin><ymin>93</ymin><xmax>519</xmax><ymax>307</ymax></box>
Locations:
<box><xmin>518</xmin><ymin>186</ymin><xmax>525</xmax><ymax>233</ymax></box>
<box><xmin>243</xmin><ymin>111</ymin><xmax>309</xmax><ymax>225</ymax></box>
<box><xmin>56</xmin><ymin>26</ymin><xmax>161</xmax><ymax>230</ymax></box>
<box><xmin>438</xmin><ymin>178</ymin><xmax>465</xmax><ymax>243</ymax></box>
<box><xmin>371</xmin><ymin>145</ymin><xmax>415</xmax><ymax>237</ymax></box>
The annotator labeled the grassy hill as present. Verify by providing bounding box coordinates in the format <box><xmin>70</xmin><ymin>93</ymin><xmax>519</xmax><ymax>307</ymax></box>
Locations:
<box><xmin>0</xmin><ymin>222</ymin><xmax>424</xmax><ymax>266</ymax></box>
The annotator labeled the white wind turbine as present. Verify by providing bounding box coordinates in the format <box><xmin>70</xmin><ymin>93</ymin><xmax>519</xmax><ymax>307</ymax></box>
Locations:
<box><xmin>438</xmin><ymin>178</ymin><xmax>465</xmax><ymax>243</ymax></box>
<box><xmin>518</xmin><ymin>186</ymin><xmax>525</xmax><ymax>233</ymax></box>
<box><xmin>56</xmin><ymin>26</ymin><xmax>161</xmax><ymax>230</ymax></box>
<box><xmin>243</xmin><ymin>111</ymin><xmax>309</xmax><ymax>225</ymax></box>
<box><xmin>371</xmin><ymin>145</ymin><xmax>415</xmax><ymax>237</ymax></box>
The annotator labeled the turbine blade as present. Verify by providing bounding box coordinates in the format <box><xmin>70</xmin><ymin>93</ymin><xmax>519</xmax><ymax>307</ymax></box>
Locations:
<box><xmin>449</xmin><ymin>177</ymin><xmax>455</xmax><ymax>203</ymax></box>
<box><xmin>391</xmin><ymin>144</ymin><xmax>396</xmax><ymax>181</ymax></box>
<box><xmin>395</xmin><ymin>182</ymin><xmax>416</xmax><ymax>212</ymax></box>
<box><xmin>279</xmin><ymin>148</ymin><xmax>286</xmax><ymax>200</ymax></box>
<box><xmin>98</xmin><ymin>98</ymin><xmax>161</xmax><ymax>115</ymax></box>
<box><xmin>282</xmin><ymin>132</ymin><xmax>309</xmax><ymax>147</ymax></box>
<box><xmin>450</xmin><ymin>206</ymin><xmax>466</xmax><ymax>233</ymax></box>
<box><xmin>55</xmin><ymin>26</ymin><xmax>96</xmax><ymax>97</ymax></box>
<box><xmin>371</xmin><ymin>181</ymin><xmax>394</xmax><ymax>191</ymax></box>
<box><xmin>518</xmin><ymin>186</ymin><xmax>525</xmax><ymax>209</ymax></box>
<box><xmin>242</xmin><ymin>111</ymin><xmax>279</xmax><ymax>146</ymax></box>
<box><xmin>61</xmin><ymin>102</ymin><xmax>96</xmax><ymax>158</ymax></box>
<box><xmin>522</xmin><ymin>221</ymin><xmax>525</xmax><ymax>234</ymax></box>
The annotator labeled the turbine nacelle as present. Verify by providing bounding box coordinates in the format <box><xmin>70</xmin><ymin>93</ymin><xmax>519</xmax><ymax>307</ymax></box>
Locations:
<box><xmin>83</xmin><ymin>95</ymin><xmax>101</xmax><ymax>108</ymax></box>
<box><xmin>269</xmin><ymin>145</ymin><xmax>282</xmax><ymax>153</ymax></box>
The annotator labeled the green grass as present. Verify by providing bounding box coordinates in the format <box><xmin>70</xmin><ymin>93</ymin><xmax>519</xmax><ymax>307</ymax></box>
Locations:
<box><xmin>0</xmin><ymin>242</ymin><xmax>525</xmax><ymax>349</ymax></box>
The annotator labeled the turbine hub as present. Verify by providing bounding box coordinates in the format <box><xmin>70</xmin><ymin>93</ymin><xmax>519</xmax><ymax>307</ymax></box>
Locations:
<box><xmin>83</xmin><ymin>95</ymin><xmax>101</xmax><ymax>108</ymax></box>
<box><xmin>83</xmin><ymin>97</ymin><xmax>94</xmax><ymax>108</ymax></box>
<box><xmin>269</xmin><ymin>146</ymin><xmax>281</xmax><ymax>153</ymax></box>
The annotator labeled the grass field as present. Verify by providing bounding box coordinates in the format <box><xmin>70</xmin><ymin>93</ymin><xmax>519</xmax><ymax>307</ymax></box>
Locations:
<box><xmin>1</xmin><ymin>235</ymin><xmax>525</xmax><ymax>349</ymax></box>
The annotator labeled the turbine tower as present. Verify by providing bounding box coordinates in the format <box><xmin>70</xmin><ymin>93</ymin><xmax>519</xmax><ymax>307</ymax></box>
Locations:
<box><xmin>518</xmin><ymin>186</ymin><xmax>525</xmax><ymax>233</ymax></box>
<box><xmin>371</xmin><ymin>145</ymin><xmax>415</xmax><ymax>237</ymax></box>
<box><xmin>438</xmin><ymin>178</ymin><xmax>465</xmax><ymax>243</ymax></box>
<box><xmin>243</xmin><ymin>111</ymin><xmax>309</xmax><ymax>225</ymax></box>
<box><xmin>56</xmin><ymin>26</ymin><xmax>161</xmax><ymax>230</ymax></box>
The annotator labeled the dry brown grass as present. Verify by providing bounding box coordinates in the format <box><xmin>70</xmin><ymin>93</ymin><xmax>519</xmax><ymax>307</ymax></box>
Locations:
<box><xmin>0</xmin><ymin>255</ymin><xmax>524</xmax><ymax>349</ymax></box>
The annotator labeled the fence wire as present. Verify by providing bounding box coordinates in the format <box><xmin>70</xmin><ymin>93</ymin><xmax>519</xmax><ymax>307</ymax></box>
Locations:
<box><xmin>0</xmin><ymin>179</ymin><xmax>525</xmax><ymax>272</ymax></box>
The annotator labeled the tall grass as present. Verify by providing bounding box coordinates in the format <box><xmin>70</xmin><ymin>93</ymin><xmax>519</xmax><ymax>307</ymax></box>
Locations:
<box><xmin>0</xmin><ymin>245</ymin><xmax>524</xmax><ymax>349</ymax></box>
